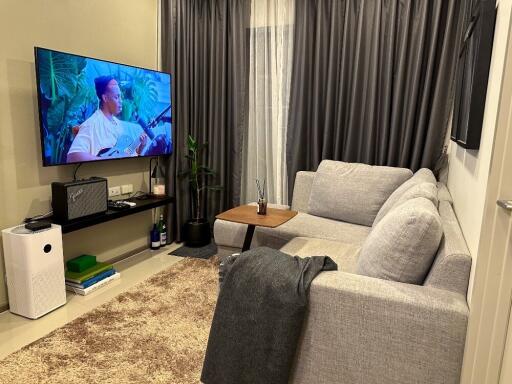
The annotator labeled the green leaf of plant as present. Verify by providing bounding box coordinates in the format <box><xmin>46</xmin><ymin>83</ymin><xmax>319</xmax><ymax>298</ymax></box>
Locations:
<box><xmin>187</xmin><ymin>134</ymin><xmax>198</xmax><ymax>150</ymax></box>
<box><xmin>46</xmin><ymin>99</ymin><xmax>66</xmax><ymax>134</ymax></box>
<box><xmin>129</xmin><ymin>70</ymin><xmax>158</xmax><ymax>121</ymax></box>
<box><xmin>37</xmin><ymin>50</ymin><xmax>86</xmax><ymax>102</ymax></box>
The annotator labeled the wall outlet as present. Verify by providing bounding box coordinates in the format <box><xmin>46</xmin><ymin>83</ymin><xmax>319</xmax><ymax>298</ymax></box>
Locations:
<box><xmin>108</xmin><ymin>186</ymin><xmax>121</xmax><ymax>197</ymax></box>
<box><xmin>121</xmin><ymin>184</ymin><xmax>133</xmax><ymax>195</ymax></box>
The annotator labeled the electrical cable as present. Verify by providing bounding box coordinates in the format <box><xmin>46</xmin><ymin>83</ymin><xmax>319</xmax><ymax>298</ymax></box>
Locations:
<box><xmin>127</xmin><ymin>190</ymin><xmax>146</xmax><ymax>199</ymax></box>
<box><xmin>73</xmin><ymin>162</ymin><xmax>83</xmax><ymax>181</ymax></box>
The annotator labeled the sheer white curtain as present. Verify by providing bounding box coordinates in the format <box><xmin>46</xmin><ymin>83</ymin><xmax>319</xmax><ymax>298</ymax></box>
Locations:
<box><xmin>241</xmin><ymin>0</ymin><xmax>294</xmax><ymax>205</ymax></box>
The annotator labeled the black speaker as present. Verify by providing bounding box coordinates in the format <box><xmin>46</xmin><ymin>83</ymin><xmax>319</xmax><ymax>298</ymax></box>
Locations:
<box><xmin>51</xmin><ymin>177</ymin><xmax>108</xmax><ymax>222</ymax></box>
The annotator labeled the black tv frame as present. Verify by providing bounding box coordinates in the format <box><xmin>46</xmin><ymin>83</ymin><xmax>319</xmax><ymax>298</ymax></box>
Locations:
<box><xmin>34</xmin><ymin>46</ymin><xmax>173</xmax><ymax>167</ymax></box>
<box><xmin>451</xmin><ymin>0</ymin><xmax>497</xmax><ymax>150</ymax></box>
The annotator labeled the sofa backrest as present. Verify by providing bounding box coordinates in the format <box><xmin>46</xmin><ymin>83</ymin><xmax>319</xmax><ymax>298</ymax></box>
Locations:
<box><xmin>307</xmin><ymin>160</ymin><xmax>413</xmax><ymax>226</ymax></box>
<box><xmin>423</xmin><ymin>200</ymin><xmax>472</xmax><ymax>298</ymax></box>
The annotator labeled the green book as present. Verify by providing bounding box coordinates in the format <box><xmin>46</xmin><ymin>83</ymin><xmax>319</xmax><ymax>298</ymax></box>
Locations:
<box><xmin>66</xmin><ymin>254</ymin><xmax>97</xmax><ymax>273</ymax></box>
<box><xmin>65</xmin><ymin>262</ymin><xmax>113</xmax><ymax>284</ymax></box>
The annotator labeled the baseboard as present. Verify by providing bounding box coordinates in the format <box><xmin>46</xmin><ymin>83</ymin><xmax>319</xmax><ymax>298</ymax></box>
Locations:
<box><xmin>0</xmin><ymin>303</ymin><xmax>8</xmax><ymax>314</ymax></box>
<box><xmin>107</xmin><ymin>245</ymin><xmax>149</xmax><ymax>265</ymax></box>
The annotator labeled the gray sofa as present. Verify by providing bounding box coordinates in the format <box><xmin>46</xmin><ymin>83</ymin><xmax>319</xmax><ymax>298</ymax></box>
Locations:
<box><xmin>214</xmin><ymin>165</ymin><xmax>471</xmax><ymax>384</ymax></box>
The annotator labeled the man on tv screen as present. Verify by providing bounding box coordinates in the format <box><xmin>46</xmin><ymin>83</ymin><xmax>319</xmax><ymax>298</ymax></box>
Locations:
<box><xmin>67</xmin><ymin>76</ymin><xmax>147</xmax><ymax>162</ymax></box>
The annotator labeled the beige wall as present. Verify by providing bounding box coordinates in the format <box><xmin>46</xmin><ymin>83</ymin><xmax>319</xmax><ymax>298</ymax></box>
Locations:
<box><xmin>447</xmin><ymin>0</ymin><xmax>512</xmax><ymax>305</ymax></box>
<box><xmin>0</xmin><ymin>0</ymin><xmax>159</xmax><ymax>308</ymax></box>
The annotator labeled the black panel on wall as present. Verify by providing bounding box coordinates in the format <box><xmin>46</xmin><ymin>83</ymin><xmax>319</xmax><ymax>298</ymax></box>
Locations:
<box><xmin>451</xmin><ymin>0</ymin><xmax>497</xmax><ymax>150</ymax></box>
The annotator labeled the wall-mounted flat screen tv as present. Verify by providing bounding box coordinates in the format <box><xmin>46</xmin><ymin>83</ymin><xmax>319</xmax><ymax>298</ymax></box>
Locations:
<box><xmin>35</xmin><ymin>47</ymin><xmax>172</xmax><ymax>166</ymax></box>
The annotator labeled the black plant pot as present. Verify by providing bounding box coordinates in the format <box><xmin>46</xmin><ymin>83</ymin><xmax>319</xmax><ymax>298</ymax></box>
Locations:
<box><xmin>184</xmin><ymin>219</ymin><xmax>211</xmax><ymax>247</ymax></box>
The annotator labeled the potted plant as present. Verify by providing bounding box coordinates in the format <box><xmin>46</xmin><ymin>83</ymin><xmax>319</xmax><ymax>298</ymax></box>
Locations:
<box><xmin>181</xmin><ymin>135</ymin><xmax>222</xmax><ymax>247</ymax></box>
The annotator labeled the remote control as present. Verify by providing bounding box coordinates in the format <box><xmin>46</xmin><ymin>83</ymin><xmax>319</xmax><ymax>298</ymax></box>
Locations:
<box><xmin>25</xmin><ymin>221</ymin><xmax>52</xmax><ymax>231</ymax></box>
<box><xmin>107</xmin><ymin>201</ymin><xmax>131</xmax><ymax>210</ymax></box>
<box><xmin>118</xmin><ymin>201</ymin><xmax>136</xmax><ymax>207</ymax></box>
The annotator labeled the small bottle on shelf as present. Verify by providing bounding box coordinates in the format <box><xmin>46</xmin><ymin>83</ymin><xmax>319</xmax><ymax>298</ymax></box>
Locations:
<box><xmin>158</xmin><ymin>214</ymin><xmax>167</xmax><ymax>246</ymax></box>
<box><xmin>150</xmin><ymin>224</ymin><xmax>161</xmax><ymax>250</ymax></box>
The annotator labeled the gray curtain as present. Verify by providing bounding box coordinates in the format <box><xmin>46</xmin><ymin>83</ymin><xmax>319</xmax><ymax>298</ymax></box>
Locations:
<box><xmin>287</xmin><ymin>0</ymin><xmax>465</xmax><ymax>198</ymax></box>
<box><xmin>161</xmin><ymin>0</ymin><xmax>249</xmax><ymax>242</ymax></box>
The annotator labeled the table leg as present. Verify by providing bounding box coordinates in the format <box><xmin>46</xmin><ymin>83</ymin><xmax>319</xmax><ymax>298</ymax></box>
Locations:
<box><xmin>242</xmin><ymin>224</ymin><xmax>256</xmax><ymax>252</ymax></box>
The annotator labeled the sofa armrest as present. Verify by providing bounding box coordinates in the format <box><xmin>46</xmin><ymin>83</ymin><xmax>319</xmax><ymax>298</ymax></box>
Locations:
<box><xmin>291</xmin><ymin>271</ymin><xmax>468</xmax><ymax>384</ymax></box>
<box><xmin>291</xmin><ymin>171</ymin><xmax>315</xmax><ymax>212</ymax></box>
<box><xmin>437</xmin><ymin>181</ymin><xmax>453</xmax><ymax>205</ymax></box>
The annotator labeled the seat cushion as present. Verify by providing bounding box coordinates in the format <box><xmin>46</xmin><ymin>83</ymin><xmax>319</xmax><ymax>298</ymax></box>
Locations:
<box><xmin>373</xmin><ymin>168</ymin><xmax>436</xmax><ymax>226</ymax></box>
<box><xmin>214</xmin><ymin>211</ymin><xmax>372</xmax><ymax>250</ymax></box>
<box><xmin>356</xmin><ymin>197</ymin><xmax>443</xmax><ymax>285</ymax></box>
<box><xmin>308</xmin><ymin>160</ymin><xmax>412</xmax><ymax>226</ymax></box>
<box><xmin>255</xmin><ymin>212</ymin><xmax>372</xmax><ymax>249</ymax></box>
<box><xmin>281</xmin><ymin>237</ymin><xmax>361</xmax><ymax>273</ymax></box>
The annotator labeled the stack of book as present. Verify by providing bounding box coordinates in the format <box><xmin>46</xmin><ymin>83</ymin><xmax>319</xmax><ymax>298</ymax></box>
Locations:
<box><xmin>65</xmin><ymin>255</ymin><xmax>120</xmax><ymax>295</ymax></box>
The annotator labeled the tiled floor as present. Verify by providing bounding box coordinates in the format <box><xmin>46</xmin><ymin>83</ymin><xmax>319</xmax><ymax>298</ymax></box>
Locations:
<box><xmin>0</xmin><ymin>244</ymin><xmax>183</xmax><ymax>360</ymax></box>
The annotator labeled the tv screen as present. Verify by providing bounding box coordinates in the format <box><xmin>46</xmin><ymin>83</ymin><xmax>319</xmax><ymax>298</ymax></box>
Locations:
<box><xmin>35</xmin><ymin>47</ymin><xmax>172</xmax><ymax>166</ymax></box>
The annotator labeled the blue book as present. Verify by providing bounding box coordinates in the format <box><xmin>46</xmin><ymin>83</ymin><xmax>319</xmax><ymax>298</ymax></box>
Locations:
<box><xmin>66</xmin><ymin>268</ymin><xmax>116</xmax><ymax>289</ymax></box>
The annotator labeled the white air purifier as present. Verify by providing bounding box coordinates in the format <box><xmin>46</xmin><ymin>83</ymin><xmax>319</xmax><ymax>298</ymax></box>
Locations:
<box><xmin>2</xmin><ymin>224</ymin><xmax>66</xmax><ymax>319</ymax></box>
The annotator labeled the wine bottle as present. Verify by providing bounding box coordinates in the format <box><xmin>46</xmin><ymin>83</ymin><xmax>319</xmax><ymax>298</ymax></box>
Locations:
<box><xmin>158</xmin><ymin>214</ymin><xmax>167</xmax><ymax>246</ymax></box>
<box><xmin>151</xmin><ymin>224</ymin><xmax>160</xmax><ymax>250</ymax></box>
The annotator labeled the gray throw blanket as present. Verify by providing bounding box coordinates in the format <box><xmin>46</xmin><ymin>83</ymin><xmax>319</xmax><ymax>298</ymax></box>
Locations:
<box><xmin>201</xmin><ymin>247</ymin><xmax>337</xmax><ymax>384</ymax></box>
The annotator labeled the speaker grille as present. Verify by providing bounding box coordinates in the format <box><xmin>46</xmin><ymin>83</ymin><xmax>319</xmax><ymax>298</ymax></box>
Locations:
<box><xmin>66</xmin><ymin>181</ymin><xmax>107</xmax><ymax>220</ymax></box>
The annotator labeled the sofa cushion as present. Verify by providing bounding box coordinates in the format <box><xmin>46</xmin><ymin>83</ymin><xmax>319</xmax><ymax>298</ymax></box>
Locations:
<box><xmin>214</xmin><ymin>211</ymin><xmax>372</xmax><ymax>250</ymax></box>
<box><xmin>280</xmin><ymin>237</ymin><xmax>361</xmax><ymax>273</ymax></box>
<box><xmin>255</xmin><ymin>212</ymin><xmax>372</xmax><ymax>248</ymax></box>
<box><xmin>373</xmin><ymin>168</ymin><xmax>436</xmax><ymax>226</ymax></box>
<box><xmin>356</xmin><ymin>197</ymin><xmax>443</xmax><ymax>285</ymax></box>
<box><xmin>373</xmin><ymin>182</ymin><xmax>438</xmax><ymax>226</ymax></box>
<box><xmin>308</xmin><ymin>160</ymin><xmax>413</xmax><ymax>226</ymax></box>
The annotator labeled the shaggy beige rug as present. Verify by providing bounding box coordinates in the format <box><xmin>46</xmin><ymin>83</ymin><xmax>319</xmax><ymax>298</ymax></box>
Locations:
<box><xmin>0</xmin><ymin>256</ymin><xmax>220</xmax><ymax>384</ymax></box>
